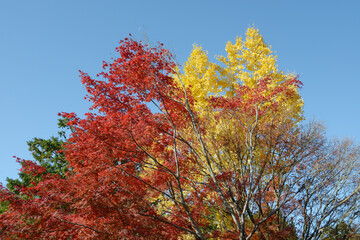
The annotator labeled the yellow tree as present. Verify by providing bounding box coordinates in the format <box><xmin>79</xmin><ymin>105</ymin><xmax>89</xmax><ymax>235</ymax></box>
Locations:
<box><xmin>167</xmin><ymin>27</ymin><xmax>306</xmax><ymax>239</ymax></box>
<box><xmin>170</xmin><ymin>28</ymin><xmax>360</xmax><ymax>240</ymax></box>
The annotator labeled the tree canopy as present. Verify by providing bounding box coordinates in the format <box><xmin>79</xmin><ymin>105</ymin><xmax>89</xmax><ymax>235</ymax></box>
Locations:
<box><xmin>1</xmin><ymin>28</ymin><xmax>359</xmax><ymax>240</ymax></box>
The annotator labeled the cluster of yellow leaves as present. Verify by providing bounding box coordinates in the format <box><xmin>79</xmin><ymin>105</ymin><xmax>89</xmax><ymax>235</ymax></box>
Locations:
<box><xmin>174</xmin><ymin>27</ymin><xmax>303</xmax><ymax>121</ymax></box>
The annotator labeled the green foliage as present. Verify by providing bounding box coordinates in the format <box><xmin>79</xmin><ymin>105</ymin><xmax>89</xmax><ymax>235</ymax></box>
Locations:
<box><xmin>322</xmin><ymin>222</ymin><xmax>360</xmax><ymax>240</ymax></box>
<box><xmin>6</xmin><ymin>118</ymin><xmax>70</xmax><ymax>194</ymax></box>
<box><xmin>0</xmin><ymin>201</ymin><xmax>9</xmax><ymax>214</ymax></box>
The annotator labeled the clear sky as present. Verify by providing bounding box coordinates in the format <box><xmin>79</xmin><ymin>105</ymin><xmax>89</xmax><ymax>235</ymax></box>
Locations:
<box><xmin>1</xmin><ymin>0</ymin><xmax>359</xmax><ymax>185</ymax></box>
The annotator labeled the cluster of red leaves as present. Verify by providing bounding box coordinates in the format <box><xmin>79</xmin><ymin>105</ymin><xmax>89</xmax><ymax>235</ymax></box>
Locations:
<box><xmin>209</xmin><ymin>76</ymin><xmax>302</xmax><ymax>117</ymax></box>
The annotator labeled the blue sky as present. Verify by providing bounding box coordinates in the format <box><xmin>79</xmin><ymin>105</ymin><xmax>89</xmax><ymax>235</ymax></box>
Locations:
<box><xmin>1</xmin><ymin>0</ymin><xmax>359</xmax><ymax>184</ymax></box>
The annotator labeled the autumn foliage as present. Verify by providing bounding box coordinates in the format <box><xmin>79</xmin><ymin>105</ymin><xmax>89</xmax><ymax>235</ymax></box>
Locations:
<box><xmin>1</xmin><ymin>28</ymin><xmax>359</xmax><ymax>240</ymax></box>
